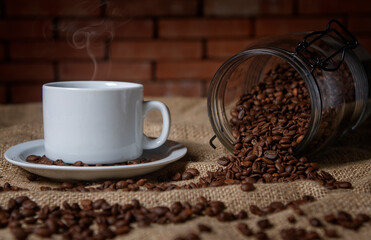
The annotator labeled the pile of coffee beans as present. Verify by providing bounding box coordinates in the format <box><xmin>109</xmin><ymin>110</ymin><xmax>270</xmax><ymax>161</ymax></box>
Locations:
<box><xmin>2</xmin><ymin>194</ymin><xmax>368</xmax><ymax>240</ymax></box>
<box><xmin>279</xmin><ymin>210</ymin><xmax>370</xmax><ymax>240</ymax></box>
<box><xmin>26</xmin><ymin>155</ymin><xmax>159</xmax><ymax>166</ymax></box>
<box><xmin>220</xmin><ymin>63</ymin><xmax>352</xmax><ymax>189</ymax></box>
<box><xmin>0</xmin><ymin>195</ymin><xmax>243</xmax><ymax>240</ymax></box>
<box><xmin>236</xmin><ymin>207</ymin><xmax>370</xmax><ymax>240</ymax></box>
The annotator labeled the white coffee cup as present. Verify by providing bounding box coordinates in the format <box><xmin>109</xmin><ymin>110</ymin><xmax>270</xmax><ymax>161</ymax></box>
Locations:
<box><xmin>42</xmin><ymin>81</ymin><xmax>171</xmax><ymax>165</ymax></box>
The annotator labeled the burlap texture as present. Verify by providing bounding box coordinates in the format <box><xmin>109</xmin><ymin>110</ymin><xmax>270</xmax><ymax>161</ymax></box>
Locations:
<box><xmin>0</xmin><ymin>97</ymin><xmax>370</xmax><ymax>240</ymax></box>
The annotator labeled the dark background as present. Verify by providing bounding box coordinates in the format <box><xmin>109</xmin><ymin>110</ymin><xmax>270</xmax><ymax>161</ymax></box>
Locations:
<box><xmin>0</xmin><ymin>0</ymin><xmax>370</xmax><ymax>103</ymax></box>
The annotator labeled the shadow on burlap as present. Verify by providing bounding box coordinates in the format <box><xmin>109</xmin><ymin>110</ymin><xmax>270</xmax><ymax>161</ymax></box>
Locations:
<box><xmin>0</xmin><ymin>98</ymin><xmax>370</xmax><ymax>240</ymax></box>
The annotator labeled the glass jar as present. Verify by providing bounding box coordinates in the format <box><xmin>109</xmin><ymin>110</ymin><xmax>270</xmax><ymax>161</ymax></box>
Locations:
<box><xmin>207</xmin><ymin>20</ymin><xmax>371</xmax><ymax>157</ymax></box>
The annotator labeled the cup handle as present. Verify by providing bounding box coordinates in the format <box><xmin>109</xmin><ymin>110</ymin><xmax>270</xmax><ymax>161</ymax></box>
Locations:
<box><xmin>142</xmin><ymin>101</ymin><xmax>171</xmax><ymax>149</ymax></box>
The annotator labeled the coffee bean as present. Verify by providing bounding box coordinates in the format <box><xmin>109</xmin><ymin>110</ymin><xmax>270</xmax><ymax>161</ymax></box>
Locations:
<box><xmin>217</xmin><ymin>212</ymin><xmax>235</xmax><ymax>222</ymax></box>
<box><xmin>250</xmin><ymin>205</ymin><xmax>263</xmax><ymax>216</ymax></box>
<box><xmin>235</xmin><ymin>210</ymin><xmax>248</xmax><ymax>219</ymax></box>
<box><xmin>324</xmin><ymin>228</ymin><xmax>339</xmax><ymax>238</ymax></box>
<box><xmin>262</xmin><ymin>173</ymin><xmax>272</xmax><ymax>182</ymax></box>
<box><xmin>186</xmin><ymin>168</ymin><xmax>200</xmax><ymax>176</ymax></box>
<box><xmin>198</xmin><ymin>223</ymin><xmax>212</xmax><ymax>233</ymax></box>
<box><xmin>241</xmin><ymin>183</ymin><xmax>255</xmax><ymax>192</ymax></box>
<box><xmin>287</xmin><ymin>215</ymin><xmax>296</xmax><ymax>223</ymax></box>
<box><xmin>264</xmin><ymin>150</ymin><xmax>277</xmax><ymax>160</ymax></box>
<box><xmin>26</xmin><ymin>155</ymin><xmax>40</xmax><ymax>162</ymax></box>
<box><xmin>355</xmin><ymin>213</ymin><xmax>370</xmax><ymax>223</ymax></box>
<box><xmin>269</xmin><ymin>201</ymin><xmax>285</xmax><ymax>211</ymax></box>
<box><xmin>10</xmin><ymin>227</ymin><xmax>29</xmax><ymax>240</ymax></box>
<box><xmin>136</xmin><ymin>178</ymin><xmax>147</xmax><ymax>186</ymax></box>
<box><xmin>115</xmin><ymin>225</ymin><xmax>130</xmax><ymax>235</ymax></box>
<box><xmin>33</xmin><ymin>226</ymin><xmax>52</xmax><ymax>237</ymax></box>
<box><xmin>27</xmin><ymin>174</ymin><xmax>37</xmax><ymax>181</ymax></box>
<box><xmin>2</xmin><ymin>182</ymin><xmax>26</xmax><ymax>192</ymax></box>
<box><xmin>232</xmin><ymin>130</ymin><xmax>240</xmax><ymax>139</ymax></box>
<box><xmin>73</xmin><ymin>161</ymin><xmax>83</xmax><ymax>166</ymax></box>
<box><xmin>171</xmin><ymin>202</ymin><xmax>183</xmax><ymax>215</ymax></box>
<box><xmin>255</xmin><ymin>231</ymin><xmax>270</xmax><ymax>240</ymax></box>
<box><xmin>15</xmin><ymin>196</ymin><xmax>29</xmax><ymax>206</ymax></box>
<box><xmin>336</xmin><ymin>181</ymin><xmax>352</xmax><ymax>189</ymax></box>
<box><xmin>324</xmin><ymin>214</ymin><xmax>337</xmax><ymax>224</ymax></box>
<box><xmin>45</xmin><ymin>218</ymin><xmax>59</xmax><ymax>233</ymax></box>
<box><xmin>244</xmin><ymin>177</ymin><xmax>256</xmax><ymax>184</ymax></box>
<box><xmin>40</xmin><ymin>186</ymin><xmax>51</xmax><ymax>191</ymax></box>
<box><xmin>224</xmin><ymin>179</ymin><xmax>235</xmax><ymax>185</ymax></box>
<box><xmin>245</xmin><ymin>153</ymin><xmax>257</xmax><ymax>162</ymax></box>
<box><xmin>80</xmin><ymin>199</ymin><xmax>93</xmax><ymax>210</ymax></box>
<box><xmin>60</xmin><ymin>182</ymin><xmax>74</xmax><ymax>189</ymax></box>
<box><xmin>209</xmin><ymin>180</ymin><xmax>224</xmax><ymax>187</ymax></box>
<box><xmin>236</xmin><ymin>222</ymin><xmax>253</xmax><ymax>236</ymax></box>
<box><xmin>152</xmin><ymin>206</ymin><xmax>169</xmax><ymax>216</ymax></box>
<box><xmin>217</xmin><ymin>157</ymin><xmax>230</xmax><ymax>166</ymax></box>
<box><xmin>257</xmin><ymin>219</ymin><xmax>273</xmax><ymax>229</ymax></box>
<box><xmin>116</xmin><ymin>180</ymin><xmax>128</xmax><ymax>189</ymax></box>
<box><xmin>182</xmin><ymin>171</ymin><xmax>194</xmax><ymax>180</ymax></box>
<box><xmin>171</xmin><ymin>172</ymin><xmax>182</xmax><ymax>181</ymax></box>
<box><xmin>186</xmin><ymin>232</ymin><xmax>200</xmax><ymax>240</ymax></box>
<box><xmin>22</xmin><ymin>200</ymin><xmax>38</xmax><ymax>210</ymax></box>
<box><xmin>337</xmin><ymin>211</ymin><xmax>352</xmax><ymax>222</ymax></box>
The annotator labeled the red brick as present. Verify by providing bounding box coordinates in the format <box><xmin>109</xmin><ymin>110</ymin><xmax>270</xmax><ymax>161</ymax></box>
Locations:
<box><xmin>143</xmin><ymin>81</ymin><xmax>204</xmax><ymax>97</ymax></box>
<box><xmin>159</xmin><ymin>19</ymin><xmax>252</xmax><ymax>38</ymax></box>
<box><xmin>298</xmin><ymin>0</ymin><xmax>371</xmax><ymax>14</ymax></box>
<box><xmin>255</xmin><ymin>17</ymin><xmax>343</xmax><ymax>36</ymax></box>
<box><xmin>0</xmin><ymin>20</ymin><xmax>53</xmax><ymax>39</ymax></box>
<box><xmin>204</xmin><ymin>0</ymin><xmax>293</xmax><ymax>16</ymax></box>
<box><xmin>5</xmin><ymin>0</ymin><xmax>101</xmax><ymax>17</ymax></box>
<box><xmin>58</xmin><ymin>19</ymin><xmax>153</xmax><ymax>39</ymax></box>
<box><xmin>207</xmin><ymin>39</ymin><xmax>254</xmax><ymax>59</ymax></box>
<box><xmin>10</xmin><ymin>84</ymin><xmax>43</xmax><ymax>103</ymax></box>
<box><xmin>106</xmin><ymin>0</ymin><xmax>198</xmax><ymax>17</ymax></box>
<box><xmin>9</xmin><ymin>41</ymin><xmax>106</xmax><ymax>60</ymax></box>
<box><xmin>156</xmin><ymin>61</ymin><xmax>223</xmax><ymax>80</ymax></box>
<box><xmin>0</xmin><ymin>85</ymin><xmax>6</xmax><ymax>103</ymax></box>
<box><xmin>357</xmin><ymin>37</ymin><xmax>371</xmax><ymax>54</ymax></box>
<box><xmin>348</xmin><ymin>16</ymin><xmax>371</xmax><ymax>35</ymax></box>
<box><xmin>110</xmin><ymin>40</ymin><xmax>202</xmax><ymax>60</ymax></box>
<box><xmin>0</xmin><ymin>63</ymin><xmax>54</xmax><ymax>82</ymax></box>
<box><xmin>59</xmin><ymin>62</ymin><xmax>151</xmax><ymax>81</ymax></box>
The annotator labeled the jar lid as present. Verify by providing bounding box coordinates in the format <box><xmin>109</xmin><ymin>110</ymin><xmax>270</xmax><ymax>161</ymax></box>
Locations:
<box><xmin>295</xmin><ymin>19</ymin><xmax>358</xmax><ymax>73</ymax></box>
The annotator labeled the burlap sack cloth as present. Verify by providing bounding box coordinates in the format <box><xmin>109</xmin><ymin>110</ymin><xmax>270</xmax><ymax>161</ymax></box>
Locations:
<box><xmin>0</xmin><ymin>97</ymin><xmax>370</xmax><ymax>240</ymax></box>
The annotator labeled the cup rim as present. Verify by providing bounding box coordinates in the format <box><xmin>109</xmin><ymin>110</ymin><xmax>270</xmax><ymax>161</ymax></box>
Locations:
<box><xmin>43</xmin><ymin>81</ymin><xmax>143</xmax><ymax>91</ymax></box>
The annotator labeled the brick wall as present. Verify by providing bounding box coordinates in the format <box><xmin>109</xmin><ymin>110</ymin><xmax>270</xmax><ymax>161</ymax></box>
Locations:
<box><xmin>0</xmin><ymin>0</ymin><xmax>371</xmax><ymax>103</ymax></box>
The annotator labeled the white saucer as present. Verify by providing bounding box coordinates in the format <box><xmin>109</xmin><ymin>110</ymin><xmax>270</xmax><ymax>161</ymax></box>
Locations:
<box><xmin>4</xmin><ymin>139</ymin><xmax>187</xmax><ymax>181</ymax></box>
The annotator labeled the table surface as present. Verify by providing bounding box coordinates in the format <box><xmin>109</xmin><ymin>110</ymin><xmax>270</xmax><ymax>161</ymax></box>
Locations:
<box><xmin>0</xmin><ymin>97</ymin><xmax>370</xmax><ymax>240</ymax></box>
